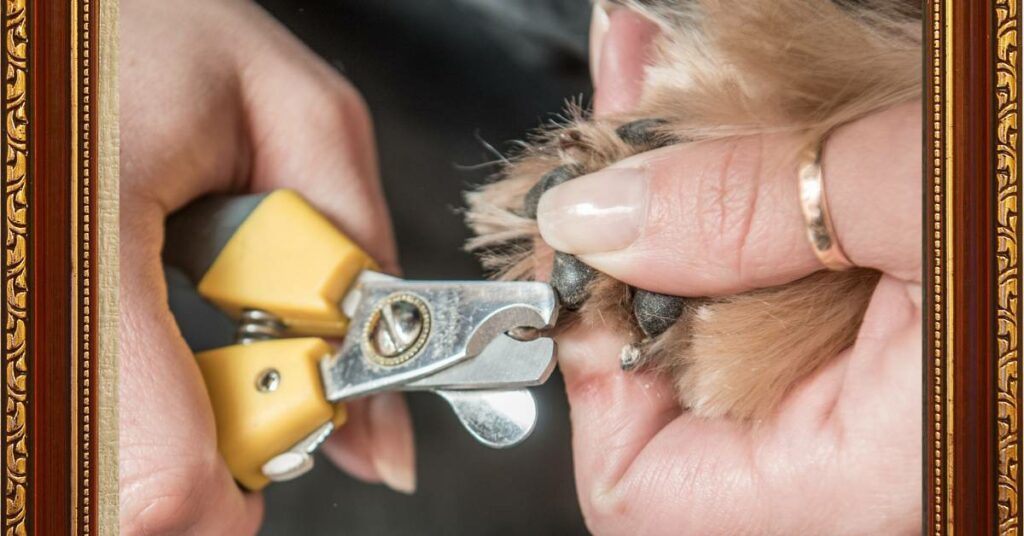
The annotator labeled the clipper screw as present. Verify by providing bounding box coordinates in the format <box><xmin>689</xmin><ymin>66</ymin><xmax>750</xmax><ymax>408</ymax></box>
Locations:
<box><xmin>365</xmin><ymin>294</ymin><xmax>431</xmax><ymax>366</ymax></box>
<box><xmin>371</xmin><ymin>299</ymin><xmax>425</xmax><ymax>357</ymax></box>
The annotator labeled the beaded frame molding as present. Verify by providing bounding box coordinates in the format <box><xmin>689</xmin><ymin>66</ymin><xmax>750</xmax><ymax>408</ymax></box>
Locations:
<box><xmin>926</xmin><ymin>0</ymin><xmax>1022</xmax><ymax>534</ymax></box>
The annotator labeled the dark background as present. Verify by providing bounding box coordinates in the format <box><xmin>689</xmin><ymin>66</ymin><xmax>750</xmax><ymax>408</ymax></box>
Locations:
<box><xmin>250</xmin><ymin>1</ymin><xmax>593</xmax><ymax>533</ymax></box>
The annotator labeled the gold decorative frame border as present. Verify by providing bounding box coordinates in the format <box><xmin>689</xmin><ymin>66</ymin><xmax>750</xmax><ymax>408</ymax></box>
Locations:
<box><xmin>1</xmin><ymin>0</ymin><xmax>115</xmax><ymax>532</ymax></box>
<box><xmin>929</xmin><ymin>0</ymin><xmax>1023</xmax><ymax>534</ymax></box>
<box><xmin>3</xmin><ymin>0</ymin><xmax>29</xmax><ymax>534</ymax></box>
<box><xmin>994</xmin><ymin>0</ymin><xmax>1020</xmax><ymax>532</ymax></box>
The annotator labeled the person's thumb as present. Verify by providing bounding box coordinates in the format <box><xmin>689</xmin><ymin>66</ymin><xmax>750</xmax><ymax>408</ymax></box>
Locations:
<box><xmin>535</xmin><ymin>101</ymin><xmax>921</xmax><ymax>297</ymax></box>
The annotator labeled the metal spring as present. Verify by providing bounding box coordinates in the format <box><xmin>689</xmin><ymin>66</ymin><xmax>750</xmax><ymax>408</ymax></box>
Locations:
<box><xmin>236</xmin><ymin>309</ymin><xmax>286</xmax><ymax>344</ymax></box>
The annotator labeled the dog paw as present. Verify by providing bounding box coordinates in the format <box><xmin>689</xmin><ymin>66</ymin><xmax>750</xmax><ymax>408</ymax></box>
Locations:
<box><xmin>464</xmin><ymin>0</ymin><xmax>918</xmax><ymax>419</ymax></box>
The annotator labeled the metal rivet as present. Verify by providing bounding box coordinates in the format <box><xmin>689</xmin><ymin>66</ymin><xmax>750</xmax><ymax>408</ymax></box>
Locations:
<box><xmin>256</xmin><ymin>368</ymin><xmax>281</xmax><ymax>393</ymax></box>
<box><xmin>371</xmin><ymin>299</ymin><xmax>424</xmax><ymax>357</ymax></box>
<box><xmin>364</xmin><ymin>293</ymin><xmax>431</xmax><ymax>367</ymax></box>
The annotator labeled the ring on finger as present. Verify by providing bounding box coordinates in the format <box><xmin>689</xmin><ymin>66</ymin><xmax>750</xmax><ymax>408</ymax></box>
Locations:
<box><xmin>797</xmin><ymin>136</ymin><xmax>854</xmax><ymax>271</ymax></box>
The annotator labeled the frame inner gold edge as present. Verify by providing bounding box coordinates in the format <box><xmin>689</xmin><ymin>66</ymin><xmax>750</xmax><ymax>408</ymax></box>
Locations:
<box><xmin>70</xmin><ymin>0</ymin><xmax>80</xmax><ymax>532</ymax></box>
<box><xmin>943</xmin><ymin>0</ymin><xmax>954</xmax><ymax>532</ymax></box>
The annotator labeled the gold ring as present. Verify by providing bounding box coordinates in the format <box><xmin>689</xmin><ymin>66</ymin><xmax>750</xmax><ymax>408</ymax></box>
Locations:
<box><xmin>797</xmin><ymin>137</ymin><xmax>854</xmax><ymax>271</ymax></box>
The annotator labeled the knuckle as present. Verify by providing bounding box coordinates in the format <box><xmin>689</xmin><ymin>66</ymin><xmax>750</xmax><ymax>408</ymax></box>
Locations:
<box><xmin>310</xmin><ymin>79</ymin><xmax>371</xmax><ymax>132</ymax></box>
<box><xmin>692</xmin><ymin>137</ymin><xmax>763</xmax><ymax>280</ymax></box>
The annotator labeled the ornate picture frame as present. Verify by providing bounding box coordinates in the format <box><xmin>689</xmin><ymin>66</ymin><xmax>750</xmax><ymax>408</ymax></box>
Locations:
<box><xmin>926</xmin><ymin>0</ymin><xmax>1023</xmax><ymax>534</ymax></box>
<box><xmin>2</xmin><ymin>0</ymin><xmax>117</xmax><ymax>533</ymax></box>
<box><xmin>0</xmin><ymin>0</ymin><xmax>1019</xmax><ymax>533</ymax></box>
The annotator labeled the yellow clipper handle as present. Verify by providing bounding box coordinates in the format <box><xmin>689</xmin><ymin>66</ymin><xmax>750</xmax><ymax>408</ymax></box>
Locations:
<box><xmin>164</xmin><ymin>190</ymin><xmax>376</xmax><ymax>490</ymax></box>
<box><xmin>166</xmin><ymin>189</ymin><xmax>378</xmax><ymax>336</ymax></box>
<box><xmin>197</xmin><ymin>338</ymin><xmax>347</xmax><ymax>490</ymax></box>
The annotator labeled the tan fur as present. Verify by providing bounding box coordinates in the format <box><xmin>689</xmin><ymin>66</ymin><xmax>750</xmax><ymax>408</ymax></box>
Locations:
<box><xmin>465</xmin><ymin>0</ymin><xmax>920</xmax><ymax>420</ymax></box>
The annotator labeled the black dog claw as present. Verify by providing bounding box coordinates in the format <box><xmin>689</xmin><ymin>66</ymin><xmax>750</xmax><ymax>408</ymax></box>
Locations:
<box><xmin>551</xmin><ymin>252</ymin><xmax>597</xmax><ymax>310</ymax></box>
<box><xmin>632</xmin><ymin>289</ymin><xmax>686</xmax><ymax>338</ymax></box>
<box><xmin>615</xmin><ymin>118</ymin><xmax>676</xmax><ymax>149</ymax></box>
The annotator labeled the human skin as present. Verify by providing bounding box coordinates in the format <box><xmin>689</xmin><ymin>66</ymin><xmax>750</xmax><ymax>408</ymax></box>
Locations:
<box><xmin>535</xmin><ymin>6</ymin><xmax>922</xmax><ymax>534</ymax></box>
<box><xmin>120</xmin><ymin>0</ymin><xmax>415</xmax><ymax>533</ymax></box>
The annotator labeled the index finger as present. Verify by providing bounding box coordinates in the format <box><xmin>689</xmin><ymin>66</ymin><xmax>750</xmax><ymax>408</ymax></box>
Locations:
<box><xmin>235</xmin><ymin>14</ymin><xmax>398</xmax><ymax>273</ymax></box>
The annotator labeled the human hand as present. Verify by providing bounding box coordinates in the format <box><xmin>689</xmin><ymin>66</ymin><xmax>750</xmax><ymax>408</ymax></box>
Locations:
<box><xmin>120</xmin><ymin>0</ymin><xmax>414</xmax><ymax>533</ymax></box>
<box><xmin>539</xmin><ymin>7</ymin><xmax>921</xmax><ymax>534</ymax></box>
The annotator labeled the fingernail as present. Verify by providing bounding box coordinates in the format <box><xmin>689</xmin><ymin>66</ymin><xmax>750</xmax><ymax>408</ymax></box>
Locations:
<box><xmin>536</xmin><ymin>167</ymin><xmax>648</xmax><ymax>254</ymax></box>
<box><xmin>522</xmin><ymin>164</ymin><xmax>583</xmax><ymax>219</ymax></box>
<box><xmin>368</xmin><ymin>393</ymin><xmax>417</xmax><ymax>494</ymax></box>
<box><xmin>589</xmin><ymin>2</ymin><xmax>612</xmax><ymax>84</ymax></box>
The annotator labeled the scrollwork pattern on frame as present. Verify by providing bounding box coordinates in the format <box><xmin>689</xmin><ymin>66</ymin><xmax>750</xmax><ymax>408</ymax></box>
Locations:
<box><xmin>995</xmin><ymin>1</ymin><xmax>1021</xmax><ymax>534</ymax></box>
<box><xmin>3</xmin><ymin>0</ymin><xmax>28</xmax><ymax>534</ymax></box>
